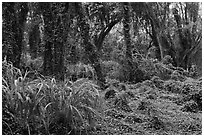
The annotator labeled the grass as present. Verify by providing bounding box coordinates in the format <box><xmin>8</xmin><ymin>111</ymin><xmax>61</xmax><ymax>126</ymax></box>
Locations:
<box><xmin>2</xmin><ymin>59</ymin><xmax>202</xmax><ymax>135</ymax></box>
<box><xmin>2</xmin><ymin>60</ymin><xmax>104</xmax><ymax>135</ymax></box>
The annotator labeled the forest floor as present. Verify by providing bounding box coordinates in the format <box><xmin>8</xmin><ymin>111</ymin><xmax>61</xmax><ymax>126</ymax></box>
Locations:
<box><xmin>2</xmin><ymin>60</ymin><xmax>202</xmax><ymax>135</ymax></box>
<box><xmin>86</xmin><ymin>77</ymin><xmax>202</xmax><ymax>135</ymax></box>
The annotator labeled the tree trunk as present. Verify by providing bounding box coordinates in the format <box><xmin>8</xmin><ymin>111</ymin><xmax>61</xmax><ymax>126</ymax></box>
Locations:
<box><xmin>2</xmin><ymin>3</ymin><xmax>16</xmax><ymax>63</ymax></box>
<box><xmin>144</xmin><ymin>3</ymin><xmax>167</xmax><ymax>60</ymax></box>
<box><xmin>13</xmin><ymin>3</ymin><xmax>29</xmax><ymax>68</ymax></box>
<box><xmin>123</xmin><ymin>2</ymin><xmax>134</xmax><ymax>82</ymax></box>
<box><xmin>40</xmin><ymin>3</ymin><xmax>54</xmax><ymax>75</ymax></box>
<box><xmin>173</xmin><ymin>8</ymin><xmax>192</xmax><ymax>69</ymax></box>
<box><xmin>59</xmin><ymin>42</ymin><xmax>65</xmax><ymax>81</ymax></box>
<box><xmin>76</xmin><ymin>3</ymin><xmax>106</xmax><ymax>88</ymax></box>
<box><xmin>53</xmin><ymin>41</ymin><xmax>64</xmax><ymax>80</ymax></box>
<box><xmin>29</xmin><ymin>25</ymin><xmax>40</xmax><ymax>58</ymax></box>
<box><xmin>44</xmin><ymin>42</ymin><xmax>53</xmax><ymax>75</ymax></box>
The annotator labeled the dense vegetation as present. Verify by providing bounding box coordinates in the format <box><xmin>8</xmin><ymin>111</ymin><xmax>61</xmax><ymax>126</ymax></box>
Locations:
<box><xmin>2</xmin><ymin>2</ymin><xmax>202</xmax><ymax>135</ymax></box>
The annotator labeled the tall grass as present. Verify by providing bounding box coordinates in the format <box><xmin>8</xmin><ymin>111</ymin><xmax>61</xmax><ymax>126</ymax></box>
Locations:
<box><xmin>2</xmin><ymin>60</ymin><xmax>104</xmax><ymax>135</ymax></box>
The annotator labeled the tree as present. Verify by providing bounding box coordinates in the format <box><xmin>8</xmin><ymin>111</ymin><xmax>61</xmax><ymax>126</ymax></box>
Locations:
<box><xmin>39</xmin><ymin>3</ymin><xmax>54</xmax><ymax>76</ymax></box>
<box><xmin>122</xmin><ymin>2</ymin><xmax>146</xmax><ymax>83</ymax></box>
<box><xmin>2</xmin><ymin>2</ymin><xmax>29</xmax><ymax>68</ymax></box>
<box><xmin>39</xmin><ymin>3</ymin><xmax>71</xmax><ymax>80</ymax></box>
<box><xmin>122</xmin><ymin>2</ymin><xmax>133</xmax><ymax>81</ymax></box>
<box><xmin>27</xmin><ymin>2</ymin><xmax>42</xmax><ymax>58</ymax></box>
<box><xmin>172</xmin><ymin>2</ymin><xmax>201</xmax><ymax>69</ymax></box>
<box><xmin>75</xmin><ymin>3</ymin><xmax>107</xmax><ymax>88</ymax></box>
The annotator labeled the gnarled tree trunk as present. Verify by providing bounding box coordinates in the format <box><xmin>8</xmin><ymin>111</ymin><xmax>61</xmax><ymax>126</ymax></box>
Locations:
<box><xmin>75</xmin><ymin>3</ymin><xmax>106</xmax><ymax>88</ymax></box>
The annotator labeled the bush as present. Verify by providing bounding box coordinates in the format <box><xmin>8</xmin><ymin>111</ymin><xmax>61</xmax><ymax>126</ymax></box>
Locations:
<box><xmin>188</xmin><ymin>65</ymin><xmax>200</xmax><ymax>78</ymax></box>
<box><xmin>106</xmin><ymin>78</ymin><xmax>120</xmax><ymax>88</ymax></box>
<box><xmin>105</xmin><ymin>89</ymin><xmax>117</xmax><ymax>99</ymax></box>
<box><xmin>170</xmin><ymin>70</ymin><xmax>186</xmax><ymax>82</ymax></box>
<box><xmin>164</xmin><ymin>80</ymin><xmax>183</xmax><ymax>94</ymax></box>
<box><xmin>2</xmin><ymin>60</ymin><xmax>104</xmax><ymax>135</ymax></box>
<box><xmin>136</xmin><ymin>57</ymin><xmax>174</xmax><ymax>80</ymax></box>
<box><xmin>65</xmin><ymin>62</ymin><xmax>96</xmax><ymax>81</ymax></box>
<box><xmin>181</xmin><ymin>100</ymin><xmax>199</xmax><ymax>113</ymax></box>
<box><xmin>2</xmin><ymin>58</ymin><xmax>21</xmax><ymax>90</ymax></box>
<box><xmin>136</xmin><ymin>58</ymin><xmax>157</xmax><ymax>79</ymax></box>
<box><xmin>162</xmin><ymin>55</ymin><xmax>173</xmax><ymax>65</ymax></box>
<box><xmin>101</xmin><ymin>60</ymin><xmax>123</xmax><ymax>80</ymax></box>
<box><xmin>114</xmin><ymin>91</ymin><xmax>133</xmax><ymax>112</ymax></box>
<box><xmin>151</xmin><ymin>76</ymin><xmax>164</xmax><ymax>89</ymax></box>
<box><xmin>20</xmin><ymin>53</ymin><xmax>43</xmax><ymax>72</ymax></box>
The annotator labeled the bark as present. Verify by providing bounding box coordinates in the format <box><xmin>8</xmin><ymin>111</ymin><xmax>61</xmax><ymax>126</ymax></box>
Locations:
<box><xmin>123</xmin><ymin>2</ymin><xmax>134</xmax><ymax>82</ymax></box>
<box><xmin>59</xmin><ymin>42</ymin><xmax>65</xmax><ymax>81</ymax></box>
<box><xmin>29</xmin><ymin>24</ymin><xmax>40</xmax><ymax>58</ymax></box>
<box><xmin>40</xmin><ymin>3</ymin><xmax>54</xmax><ymax>75</ymax></box>
<box><xmin>95</xmin><ymin>19</ymin><xmax>121</xmax><ymax>51</ymax></box>
<box><xmin>2</xmin><ymin>3</ymin><xmax>16</xmax><ymax>63</ymax></box>
<box><xmin>123</xmin><ymin>2</ymin><xmax>145</xmax><ymax>83</ymax></box>
<box><xmin>76</xmin><ymin>3</ymin><xmax>106</xmax><ymax>88</ymax></box>
<box><xmin>44</xmin><ymin>42</ymin><xmax>53</xmax><ymax>75</ymax></box>
<box><xmin>149</xmin><ymin>21</ymin><xmax>162</xmax><ymax>60</ymax></box>
<box><xmin>12</xmin><ymin>3</ymin><xmax>29</xmax><ymax>68</ymax></box>
<box><xmin>173</xmin><ymin>8</ymin><xmax>192</xmax><ymax>69</ymax></box>
<box><xmin>144</xmin><ymin>3</ymin><xmax>171</xmax><ymax>60</ymax></box>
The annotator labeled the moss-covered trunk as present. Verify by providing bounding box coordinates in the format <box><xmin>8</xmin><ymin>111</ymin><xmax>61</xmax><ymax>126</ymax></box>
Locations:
<box><xmin>76</xmin><ymin>3</ymin><xmax>106</xmax><ymax>88</ymax></box>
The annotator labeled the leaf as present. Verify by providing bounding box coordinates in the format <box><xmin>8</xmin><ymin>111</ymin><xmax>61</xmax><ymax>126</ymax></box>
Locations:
<box><xmin>51</xmin><ymin>78</ymin><xmax>56</xmax><ymax>85</ymax></box>
<box><xmin>2</xmin><ymin>77</ymin><xmax>9</xmax><ymax>88</ymax></box>
<box><xmin>33</xmin><ymin>95</ymin><xmax>45</xmax><ymax>112</ymax></box>
<box><xmin>25</xmin><ymin>96</ymin><xmax>31</xmax><ymax>104</ymax></box>
<box><xmin>71</xmin><ymin>105</ymin><xmax>84</xmax><ymax>125</ymax></box>
<box><xmin>16</xmin><ymin>92</ymin><xmax>24</xmax><ymax>102</ymax></box>
<box><xmin>44</xmin><ymin>102</ymin><xmax>54</xmax><ymax>111</ymax></box>
<box><xmin>36</xmin><ymin>83</ymin><xmax>44</xmax><ymax>97</ymax></box>
<box><xmin>81</xmin><ymin>105</ymin><xmax>102</xmax><ymax>119</ymax></box>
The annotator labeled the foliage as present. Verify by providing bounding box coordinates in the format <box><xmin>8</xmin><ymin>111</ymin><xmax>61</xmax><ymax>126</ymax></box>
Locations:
<box><xmin>162</xmin><ymin>55</ymin><xmax>173</xmax><ymax>65</ymax></box>
<box><xmin>2</xmin><ymin>60</ymin><xmax>104</xmax><ymax>135</ymax></box>
<box><xmin>114</xmin><ymin>90</ymin><xmax>133</xmax><ymax>112</ymax></box>
<box><xmin>65</xmin><ymin>62</ymin><xmax>96</xmax><ymax>81</ymax></box>
<box><xmin>2</xmin><ymin>2</ymin><xmax>202</xmax><ymax>135</ymax></box>
<box><xmin>101</xmin><ymin>60</ymin><xmax>122</xmax><ymax>79</ymax></box>
<box><xmin>170</xmin><ymin>70</ymin><xmax>186</xmax><ymax>82</ymax></box>
<box><xmin>20</xmin><ymin>53</ymin><xmax>44</xmax><ymax>72</ymax></box>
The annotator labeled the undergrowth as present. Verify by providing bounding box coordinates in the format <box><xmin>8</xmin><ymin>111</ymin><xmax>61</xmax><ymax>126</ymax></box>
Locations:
<box><xmin>2</xmin><ymin>60</ymin><xmax>104</xmax><ymax>135</ymax></box>
<box><xmin>2</xmin><ymin>56</ymin><xmax>202</xmax><ymax>135</ymax></box>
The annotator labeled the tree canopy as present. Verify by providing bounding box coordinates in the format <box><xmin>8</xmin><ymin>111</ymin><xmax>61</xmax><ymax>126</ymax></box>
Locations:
<box><xmin>2</xmin><ymin>2</ymin><xmax>202</xmax><ymax>86</ymax></box>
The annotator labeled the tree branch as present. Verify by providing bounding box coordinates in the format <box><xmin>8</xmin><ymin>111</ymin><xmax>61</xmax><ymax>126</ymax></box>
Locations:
<box><xmin>96</xmin><ymin>18</ymin><xmax>121</xmax><ymax>51</ymax></box>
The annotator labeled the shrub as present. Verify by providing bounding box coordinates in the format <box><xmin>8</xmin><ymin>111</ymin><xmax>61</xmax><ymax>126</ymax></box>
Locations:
<box><xmin>170</xmin><ymin>70</ymin><xmax>186</xmax><ymax>82</ymax></box>
<box><xmin>162</xmin><ymin>55</ymin><xmax>173</xmax><ymax>65</ymax></box>
<box><xmin>154</xmin><ymin>62</ymin><xmax>173</xmax><ymax>80</ymax></box>
<box><xmin>149</xmin><ymin>116</ymin><xmax>165</xmax><ymax>130</ymax></box>
<box><xmin>188</xmin><ymin>65</ymin><xmax>200</xmax><ymax>78</ymax></box>
<box><xmin>113</xmin><ymin>90</ymin><xmax>133</xmax><ymax>112</ymax></box>
<box><xmin>2</xmin><ymin>61</ymin><xmax>46</xmax><ymax>134</ymax></box>
<box><xmin>181</xmin><ymin>100</ymin><xmax>199</xmax><ymax>113</ymax></box>
<box><xmin>136</xmin><ymin>57</ymin><xmax>174</xmax><ymax>80</ymax></box>
<box><xmin>20</xmin><ymin>53</ymin><xmax>43</xmax><ymax>72</ymax></box>
<box><xmin>65</xmin><ymin>62</ymin><xmax>96</xmax><ymax>81</ymax></box>
<box><xmin>2</xmin><ymin>60</ymin><xmax>104</xmax><ymax>135</ymax></box>
<box><xmin>48</xmin><ymin>78</ymin><xmax>104</xmax><ymax>134</ymax></box>
<box><xmin>106</xmin><ymin>78</ymin><xmax>120</xmax><ymax>88</ymax></box>
<box><xmin>164</xmin><ymin>80</ymin><xmax>183</xmax><ymax>94</ymax></box>
<box><xmin>137</xmin><ymin>58</ymin><xmax>158</xmax><ymax>79</ymax></box>
<box><xmin>101</xmin><ymin>60</ymin><xmax>123</xmax><ymax>80</ymax></box>
<box><xmin>151</xmin><ymin>76</ymin><xmax>164</xmax><ymax>89</ymax></box>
